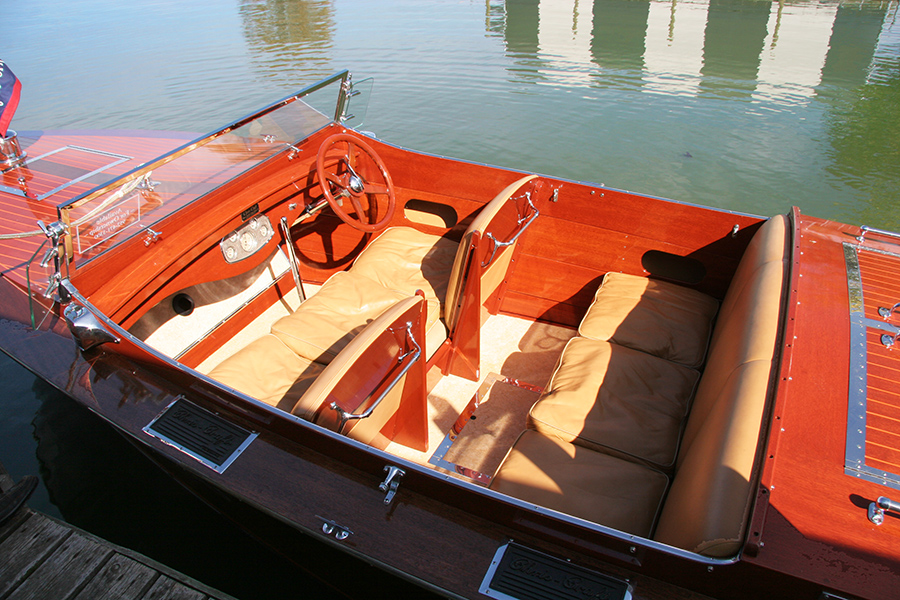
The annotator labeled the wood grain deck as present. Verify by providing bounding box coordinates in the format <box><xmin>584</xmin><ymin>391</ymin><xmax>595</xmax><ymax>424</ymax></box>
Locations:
<box><xmin>0</xmin><ymin>463</ymin><xmax>235</xmax><ymax>600</ymax></box>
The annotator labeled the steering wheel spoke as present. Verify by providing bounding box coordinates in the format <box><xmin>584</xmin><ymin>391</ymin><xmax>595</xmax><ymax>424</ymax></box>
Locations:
<box><xmin>316</xmin><ymin>133</ymin><xmax>396</xmax><ymax>232</ymax></box>
<box><xmin>364</xmin><ymin>182</ymin><xmax>390</xmax><ymax>196</ymax></box>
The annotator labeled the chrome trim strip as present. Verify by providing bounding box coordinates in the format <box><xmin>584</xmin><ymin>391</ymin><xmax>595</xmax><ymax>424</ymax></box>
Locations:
<box><xmin>842</xmin><ymin>243</ymin><xmax>900</xmax><ymax>490</ymax></box>
<box><xmin>59</xmin><ymin>278</ymin><xmax>740</xmax><ymax>566</ymax></box>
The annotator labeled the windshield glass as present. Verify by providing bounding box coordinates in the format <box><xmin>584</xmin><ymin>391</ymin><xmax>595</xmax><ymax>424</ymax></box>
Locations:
<box><xmin>58</xmin><ymin>71</ymin><xmax>349</xmax><ymax>264</ymax></box>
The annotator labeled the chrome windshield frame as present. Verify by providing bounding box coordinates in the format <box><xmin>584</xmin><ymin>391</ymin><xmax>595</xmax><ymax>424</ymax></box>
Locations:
<box><xmin>55</xmin><ymin>70</ymin><xmax>351</xmax><ymax>264</ymax></box>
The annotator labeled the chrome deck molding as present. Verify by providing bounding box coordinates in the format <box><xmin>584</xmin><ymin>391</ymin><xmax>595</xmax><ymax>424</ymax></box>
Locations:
<box><xmin>843</xmin><ymin>242</ymin><xmax>900</xmax><ymax>490</ymax></box>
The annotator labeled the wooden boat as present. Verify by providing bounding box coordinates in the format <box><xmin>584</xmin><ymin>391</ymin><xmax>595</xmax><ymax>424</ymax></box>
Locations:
<box><xmin>2</xmin><ymin>70</ymin><xmax>899</xmax><ymax>600</ymax></box>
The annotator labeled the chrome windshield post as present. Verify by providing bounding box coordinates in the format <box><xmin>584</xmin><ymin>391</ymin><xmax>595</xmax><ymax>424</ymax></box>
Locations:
<box><xmin>36</xmin><ymin>220</ymin><xmax>69</xmax><ymax>303</ymax></box>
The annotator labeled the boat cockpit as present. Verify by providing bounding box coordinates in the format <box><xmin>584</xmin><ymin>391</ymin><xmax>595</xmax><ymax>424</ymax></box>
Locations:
<box><xmin>32</xmin><ymin>71</ymin><xmax>787</xmax><ymax>567</ymax></box>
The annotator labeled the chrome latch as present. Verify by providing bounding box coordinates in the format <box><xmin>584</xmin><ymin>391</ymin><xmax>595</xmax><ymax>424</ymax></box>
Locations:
<box><xmin>379</xmin><ymin>465</ymin><xmax>405</xmax><ymax>505</ymax></box>
<box><xmin>316</xmin><ymin>516</ymin><xmax>353</xmax><ymax>541</ymax></box>
<box><xmin>868</xmin><ymin>496</ymin><xmax>900</xmax><ymax>525</ymax></box>
<box><xmin>144</xmin><ymin>228</ymin><xmax>161</xmax><ymax>246</ymax></box>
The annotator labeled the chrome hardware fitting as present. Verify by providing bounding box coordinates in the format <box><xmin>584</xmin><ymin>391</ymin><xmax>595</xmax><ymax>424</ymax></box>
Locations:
<box><xmin>0</xmin><ymin>130</ymin><xmax>27</xmax><ymax>172</ymax></box>
<box><xmin>868</xmin><ymin>496</ymin><xmax>900</xmax><ymax>525</ymax></box>
<box><xmin>551</xmin><ymin>188</ymin><xmax>559</xmax><ymax>202</ymax></box>
<box><xmin>878</xmin><ymin>302</ymin><xmax>900</xmax><ymax>321</ymax></box>
<box><xmin>882</xmin><ymin>332</ymin><xmax>899</xmax><ymax>349</ymax></box>
<box><xmin>287</xmin><ymin>145</ymin><xmax>301</xmax><ymax>160</ymax></box>
<box><xmin>36</xmin><ymin>220</ymin><xmax>69</xmax><ymax>300</ymax></box>
<box><xmin>329</xmin><ymin>322</ymin><xmax>421</xmax><ymax>434</ymax></box>
<box><xmin>316</xmin><ymin>516</ymin><xmax>353</xmax><ymax>541</ymax></box>
<box><xmin>857</xmin><ymin>225</ymin><xmax>900</xmax><ymax>245</ymax></box>
<box><xmin>482</xmin><ymin>191</ymin><xmax>539</xmax><ymax>268</ymax></box>
<box><xmin>731</xmin><ymin>224</ymin><xmax>740</xmax><ymax>238</ymax></box>
<box><xmin>143</xmin><ymin>228</ymin><xmax>161</xmax><ymax>246</ymax></box>
<box><xmin>378</xmin><ymin>465</ymin><xmax>405</xmax><ymax>505</ymax></box>
<box><xmin>279</xmin><ymin>216</ymin><xmax>306</xmax><ymax>302</ymax></box>
<box><xmin>64</xmin><ymin>304</ymin><xmax>120</xmax><ymax>351</ymax></box>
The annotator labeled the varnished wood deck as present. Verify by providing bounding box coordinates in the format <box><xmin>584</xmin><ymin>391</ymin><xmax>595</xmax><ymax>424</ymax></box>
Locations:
<box><xmin>0</xmin><ymin>463</ymin><xmax>235</xmax><ymax>600</ymax></box>
<box><xmin>0</xmin><ymin>131</ymin><xmax>191</xmax><ymax>287</ymax></box>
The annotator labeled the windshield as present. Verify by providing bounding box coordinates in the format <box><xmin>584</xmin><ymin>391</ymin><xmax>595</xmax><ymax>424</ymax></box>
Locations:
<box><xmin>57</xmin><ymin>70</ymin><xmax>350</xmax><ymax>264</ymax></box>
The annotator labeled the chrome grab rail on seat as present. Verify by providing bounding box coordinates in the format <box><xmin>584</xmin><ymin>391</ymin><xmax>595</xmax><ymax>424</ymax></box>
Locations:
<box><xmin>329</xmin><ymin>321</ymin><xmax>421</xmax><ymax>434</ymax></box>
<box><xmin>481</xmin><ymin>191</ymin><xmax>540</xmax><ymax>268</ymax></box>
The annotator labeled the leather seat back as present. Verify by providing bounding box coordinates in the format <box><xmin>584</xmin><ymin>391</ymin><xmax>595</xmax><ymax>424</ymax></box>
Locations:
<box><xmin>654</xmin><ymin>215</ymin><xmax>788</xmax><ymax>557</ymax></box>
<box><xmin>444</xmin><ymin>174</ymin><xmax>538</xmax><ymax>330</ymax></box>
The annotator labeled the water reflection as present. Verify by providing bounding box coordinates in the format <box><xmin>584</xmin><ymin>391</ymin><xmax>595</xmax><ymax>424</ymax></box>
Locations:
<box><xmin>498</xmin><ymin>0</ymin><xmax>898</xmax><ymax>108</ymax></box>
<box><xmin>239</xmin><ymin>0</ymin><xmax>336</xmax><ymax>84</ymax></box>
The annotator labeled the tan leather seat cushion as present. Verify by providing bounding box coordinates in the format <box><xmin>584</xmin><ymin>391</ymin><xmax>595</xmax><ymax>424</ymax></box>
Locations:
<box><xmin>208</xmin><ymin>334</ymin><xmax>326</xmax><ymax>411</ymax></box>
<box><xmin>654</xmin><ymin>215</ymin><xmax>787</xmax><ymax>557</ymax></box>
<box><xmin>529</xmin><ymin>337</ymin><xmax>699</xmax><ymax>469</ymax></box>
<box><xmin>490</xmin><ymin>430</ymin><xmax>668</xmax><ymax>537</ymax></box>
<box><xmin>350</xmin><ymin>226</ymin><xmax>457</xmax><ymax>330</ymax></box>
<box><xmin>271</xmin><ymin>271</ymin><xmax>407</xmax><ymax>364</ymax></box>
<box><xmin>579</xmin><ymin>272</ymin><xmax>718</xmax><ymax>368</ymax></box>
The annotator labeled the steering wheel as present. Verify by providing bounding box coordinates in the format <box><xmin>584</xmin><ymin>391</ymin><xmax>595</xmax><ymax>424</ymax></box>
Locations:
<box><xmin>316</xmin><ymin>133</ymin><xmax>396</xmax><ymax>232</ymax></box>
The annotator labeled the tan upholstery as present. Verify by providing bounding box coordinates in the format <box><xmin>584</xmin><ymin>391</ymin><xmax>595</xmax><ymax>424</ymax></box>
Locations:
<box><xmin>490</xmin><ymin>430</ymin><xmax>669</xmax><ymax>537</ymax></box>
<box><xmin>207</xmin><ymin>334</ymin><xmax>326</xmax><ymax>411</ymax></box>
<box><xmin>443</xmin><ymin>174</ymin><xmax>537</xmax><ymax>329</ymax></box>
<box><xmin>491</xmin><ymin>215</ymin><xmax>788</xmax><ymax>558</ymax></box>
<box><xmin>654</xmin><ymin>215</ymin><xmax>787</xmax><ymax>557</ymax></box>
<box><xmin>579</xmin><ymin>272</ymin><xmax>719</xmax><ymax>368</ymax></box>
<box><xmin>347</xmin><ymin>174</ymin><xmax>539</xmax><ymax>361</ymax></box>
<box><xmin>292</xmin><ymin>295</ymin><xmax>423</xmax><ymax>433</ymax></box>
<box><xmin>529</xmin><ymin>337</ymin><xmax>699</xmax><ymax>468</ymax></box>
<box><xmin>270</xmin><ymin>271</ymin><xmax>407</xmax><ymax>364</ymax></box>
<box><xmin>350</xmin><ymin>226</ymin><xmax>458</xmax><ymax>330</ymax></box>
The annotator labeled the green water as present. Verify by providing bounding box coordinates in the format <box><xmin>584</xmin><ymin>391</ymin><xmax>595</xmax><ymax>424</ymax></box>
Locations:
<box><xmin>1</xmin><ymin>0</ymin><xmax>898</xmax><ymax>597</ymax></box>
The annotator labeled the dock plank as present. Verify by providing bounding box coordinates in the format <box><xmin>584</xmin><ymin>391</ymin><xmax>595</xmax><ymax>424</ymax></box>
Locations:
<box><xmin>0</xmin><ymin>513</ymin><xmax>71</xmax><ymax>597</ymax></box>
<box><xmin>0</xmin><ymin>459</ymin><xmax>234</xmax><ymax>600</ymax></box>
<box><xmin>143</xmin><ymin>577</ymin><xmax>208</xmax><ymax>600</ymax></box>
<box><xmin>5</xmin><ymin>528</ymin><xmax>112</xmax><ymax>600</ymax></box>
<box><xmin>72</xmin><ymin>553</ymin><xmax>158</xmax><ymax>600</ymax></box>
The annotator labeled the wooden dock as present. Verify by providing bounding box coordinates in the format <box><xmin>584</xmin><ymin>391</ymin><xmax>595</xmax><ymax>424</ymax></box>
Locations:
<box><xmin>0</xmin><ymin>463</ymin><xmax>236</xmax><ymax>600</ymax></box>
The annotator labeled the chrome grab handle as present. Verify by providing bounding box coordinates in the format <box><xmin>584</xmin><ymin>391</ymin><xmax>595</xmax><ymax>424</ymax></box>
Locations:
<box><xmin>868</xmin><ymin>496</ymin><xmax>900</xmax><ymax>525</ymax></box>
<box><xmin>329</xmin><ymin>322</ymin><xmax>421</xmax><ymax>434</ymax></box>
<box><xmin>857</xmin><ymin>225</ymin><xmax>900</xmax><ymax>245</ymax></box>
<box><xmin>481</xmin><ymin>191</ymin><xmax>540</xmax><ymax>268</ymax></box>
<box><xmin>279</xmin><ymin>217</ymin><xmax>307</xmax><ymax>302</ymax></box>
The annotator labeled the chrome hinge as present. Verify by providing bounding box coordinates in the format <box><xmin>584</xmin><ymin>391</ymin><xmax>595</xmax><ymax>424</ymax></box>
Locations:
<box><xmin>316</xmin><ymin>516</ymin><xmax>353</xmax><ymax>541</ymax></box>
<box><xmin>378</xmin><ymin>465</ymin><xmax>405</xmax><ymax>505</ymax></box>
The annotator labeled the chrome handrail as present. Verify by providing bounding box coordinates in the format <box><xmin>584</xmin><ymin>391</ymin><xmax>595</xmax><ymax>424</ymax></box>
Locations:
<box><xmin>857</xmin><ymin>225</ymin><xmax>900</xmax><ymax>245</ymax></box>
<box><xmin>330</xmin><ymin>321</ymin><xmax>421</xmax><ymax>434</ymax></box>
<box><xmin>481</xmin><ymin>191</ymin><xmax>539</xmax><ymax>268</ymax></box>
